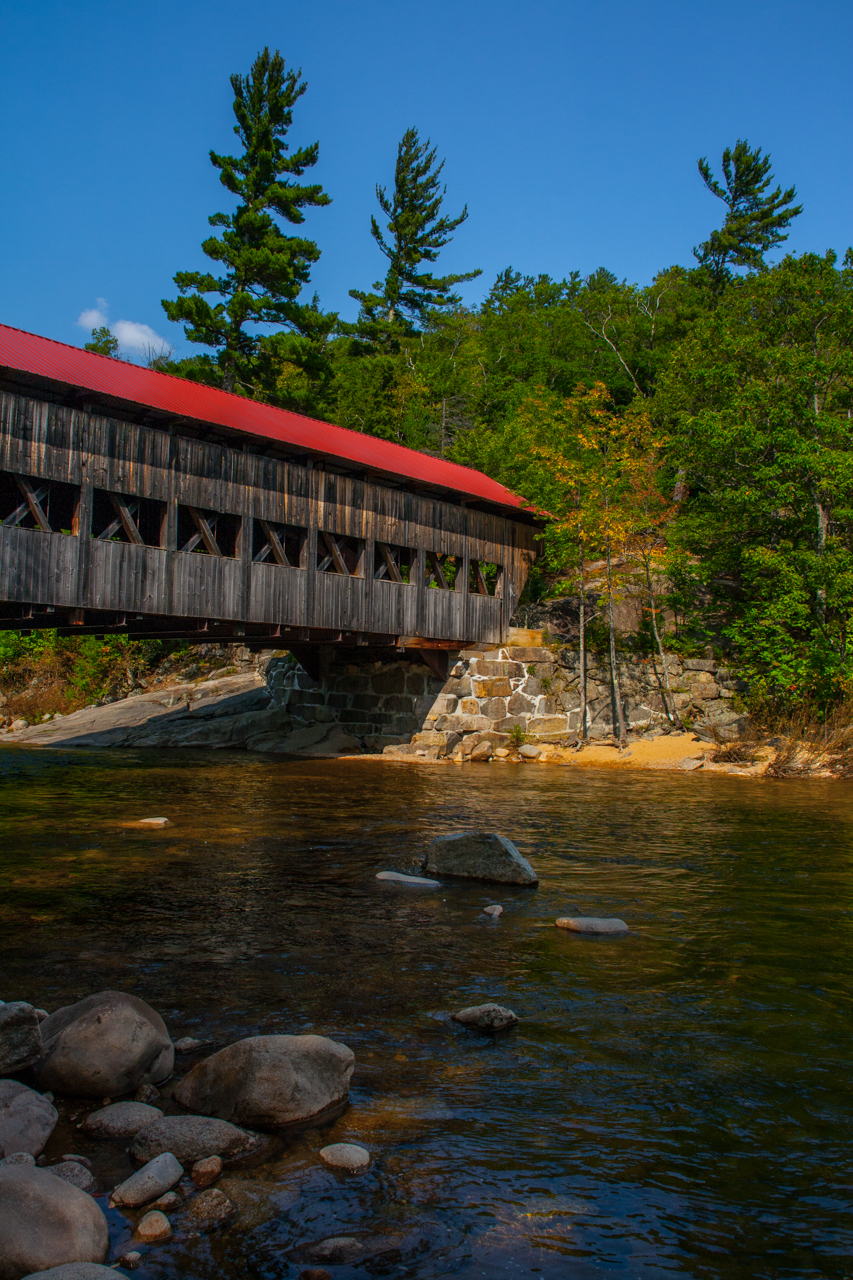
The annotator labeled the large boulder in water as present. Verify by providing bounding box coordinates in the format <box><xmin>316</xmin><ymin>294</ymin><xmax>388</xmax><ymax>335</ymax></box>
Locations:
<box><xmin>173</xmin><ymin>1035</ymin><xmax>354</xmax><ymax>1129</ymax></box>
<box><xmin>31</xmin><ymin>992</ymin><xmax>173</xmax><ymax>1098</ymax></box>
<box><xmin>129</xmin><ymin>1115</ymin><xmax>261</xmax><ymax>1165</ymax></box>
<box><xmin>0</xmin><ymin>1004</ymin><xmax>42</xmax><ymax>1076</ymax></box>
<box><xmin>422</xmin><ymin>832</ymin><xmax>538</xmax><ymax>885</ymax></box>
<box><xmin>0</xmin><ymin>1165</ymin><xmax>109</xmax><ymax>1280</ymax></box>
<box><xmin>0</xmin><ymin>1081</ymin><xmax>57</xmax><ymax>1158</ymax></box>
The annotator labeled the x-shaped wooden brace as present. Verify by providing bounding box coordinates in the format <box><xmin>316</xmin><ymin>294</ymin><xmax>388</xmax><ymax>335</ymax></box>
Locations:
<box><xmin>470</xmin><ymin>559</ymin><xmax>490</xmax><ymax>595</ymax></box>
<box><xmin>426</xmin><ymin>550</ymin><xmax>452</xmax><ymax>589</ymax></box>
<box><xmin>253</xmin><ymin>519</ymin><xmax>292</xmax><ymax>567</ymax></box>
<box><xmin>3</xmin><ymin>477</ymin><xmax>52</xmax><ymax>532</ymax></box>
<box><xmin>317</xmin><ymin>531</ymin><xmax>350</xmax><ymax>575</ymax></box>
<box><xmin>182</xmin><ymin>507</ymin><xmax>222</xmax><ymax>556</ymax></box>
<box><xmin>96</xmin><ymin>493</ymin><xmax>144</xmax><ymax>545</ymax></box>
<box><xmin>374</xmin><ymin>541</ymin><xmax>404</xmax><ymax>583</ymax></box>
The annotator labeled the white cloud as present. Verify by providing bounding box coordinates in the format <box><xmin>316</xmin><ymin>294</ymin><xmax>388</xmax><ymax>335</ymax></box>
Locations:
<box><xmin>112</xmin><ymin>319</ymin><xmax>170</xmax><ymax>356</ymax></box>
<box><xmin>77</xmin><ymin>297</ymin><xmax>109</xmax><ymax>330</ymax></box>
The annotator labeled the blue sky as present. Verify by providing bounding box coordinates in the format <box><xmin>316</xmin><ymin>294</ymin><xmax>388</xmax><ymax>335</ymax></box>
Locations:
<box><xmin>2</xmin><ymin>0</ymin><xmax>850</xmax><ymax>360</ymax></box>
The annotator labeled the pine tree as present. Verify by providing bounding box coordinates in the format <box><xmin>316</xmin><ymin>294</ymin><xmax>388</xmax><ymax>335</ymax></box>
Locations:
<box><xmin>162</xmin><ymin>48</ymin><xmax>331</xmax><ymax>394</ymax></box>
<box><xmin>351</xmin><ymin>127</ymin><xmax>481</xmax><ymax>329</ymax></box>
<box><xmin>693</xmin><ymin>139</ymin><xmax>802</xmax><ymax>293</ymax></box>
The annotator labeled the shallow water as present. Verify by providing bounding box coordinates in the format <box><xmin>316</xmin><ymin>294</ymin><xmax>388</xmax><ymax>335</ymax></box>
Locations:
<box><xmin>1</xmin><ymin>747</ymin><xmax>852</xmax><ymax>1279</ymax></box>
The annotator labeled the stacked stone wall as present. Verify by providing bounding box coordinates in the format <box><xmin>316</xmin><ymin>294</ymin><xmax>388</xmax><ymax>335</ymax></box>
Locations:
<box><xmin>266</xmin><ymin>640</ymin><xmax>747</xmax><ymax>756</ymax></box>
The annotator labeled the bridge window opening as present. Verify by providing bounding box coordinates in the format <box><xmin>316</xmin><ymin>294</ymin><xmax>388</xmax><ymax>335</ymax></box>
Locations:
<box><xmin>317</xmin><ymin>531</ymin><xmax>364</xmax><ymax>577</ymax></box>
<box><xmin>252</xmin><ymin>519</ymin><xmax>306</xmax><ymax>568</ymax></box>
<box><xmin>0</xmin><ymin>471</ymin><xmax>80</xmax><ymax>535</ymax></box>
<box><xmin>92</xmin><ymin>489</ymin><xmax>163</xmax><ymax>546</ymax></box>
<box><xmin>374</xmin><ymin>541</ymin><xmax>414</xmax><ymax>584</ymax></box>
<box><xmin>177</xmin><ymin>505</ymin><xmax>241</xmax><ymax>557</ymax></box>
<box><xmin>425</xmin><ymin>551</ymin><xmax>460</xmax><ymax>590</ymax></box>
<box><xmin>470</xmin><ymin>559</ymin><xmax>503</xmax><ymax>596</ymax></box>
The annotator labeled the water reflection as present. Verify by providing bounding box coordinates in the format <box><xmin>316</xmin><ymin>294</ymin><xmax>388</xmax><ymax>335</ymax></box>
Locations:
<box><xmin>1</xmin><ymin>748</ymin><xmax>852</xmax><ymax>1277</ymax></box>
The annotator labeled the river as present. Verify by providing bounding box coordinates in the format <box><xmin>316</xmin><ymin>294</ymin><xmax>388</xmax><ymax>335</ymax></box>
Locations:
<box><xmin>1</xmin><ymin>747</ymin><xmax>852</xmax><ymax>1279</ymax></box>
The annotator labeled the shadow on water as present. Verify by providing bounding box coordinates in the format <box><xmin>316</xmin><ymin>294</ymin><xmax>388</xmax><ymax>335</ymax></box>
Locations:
<box><xmin>1</xmin><ymin>746</ymin><xmax>852</xmax><ymax>1278</ymax></box>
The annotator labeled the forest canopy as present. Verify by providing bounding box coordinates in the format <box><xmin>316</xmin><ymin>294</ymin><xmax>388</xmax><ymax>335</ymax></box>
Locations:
<box><xmin>99</xmin><ymin>48</ymin><xmax>853</xmax><ymax>708</ymax></box>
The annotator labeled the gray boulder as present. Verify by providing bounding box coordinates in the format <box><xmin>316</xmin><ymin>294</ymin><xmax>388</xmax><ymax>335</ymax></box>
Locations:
<box><xmin>0</xmin><ymin>1165</ymin><xmax>109</xmax><ymax>1280</ymax></box>
<box><xmin>110</xmin><ymin>1152</ymin><xmax>183</xmax><ymax>1208</ymax></box>
<box><xmin>0</xmin><ymin>1004</ymin><xmax>42</xmax><ymax>1075</ymax></box>
<box><xmin>82</xmin><ymin>1101</ymin><xmax>162</xmax><ymax>1139</ymax></box>
<box><xmin>452</xmin><ymin>1003</ymin><xmax>518</xmax><ymax>1031</ymax></box>
<box><xmin>423</xmin><ymin>832</ymin><xmax>538</xmax><ymax>885</ymax></box>
<box><xmin>0</xmin><ymin>1081</ymin><xmax>58</xmax><ymax>1158</ymax></box>
<box><xmin>21</xmin><ymin>1268</ymin><xmax>117</xmax><ymax>1280</ymax></box>
<box><xmin>173</xmin><ymin>1034</ymin><xmax>354</xmax><ymax>1130</ymax></box>
<box><xmin>44</xmin><ymin>1164</ymin><xmax>97</xmax><ymax>1195</ymax></box>
<box><xmin>130</xmin><ymin>1115</ymin><xmax>261</xmax><ymax>1165</ymax></box>
<box><xmin>32</xmin><ymin>992</ymin><xmax>173</xmax><ymax>1098</ymax></box>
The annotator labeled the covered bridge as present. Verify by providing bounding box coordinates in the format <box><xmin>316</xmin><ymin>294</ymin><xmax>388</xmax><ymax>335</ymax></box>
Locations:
<box><xmin>0</xmin><ymin>326</ymin><xmax>539</xmax><ymax>662</ymax></box>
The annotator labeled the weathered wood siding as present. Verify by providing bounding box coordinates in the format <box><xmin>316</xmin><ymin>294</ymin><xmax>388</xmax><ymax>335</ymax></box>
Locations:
<box><xmin>0</xmin><ymin>390</ymin><xmax>537</xmax><ymax>644</ymax></box>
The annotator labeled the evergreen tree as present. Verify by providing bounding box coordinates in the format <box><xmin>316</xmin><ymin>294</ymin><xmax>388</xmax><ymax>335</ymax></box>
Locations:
<box><xmin>693</xmin><ymin>139</ymin><xmax>802</xmax><ymax>293</ymax></box>
<box><xmin>351</xmin><ymin>127</ymin><xmax>481</xmax><ymax>328</ymax></box>
<box><xmin>162</xmin><ymin>47</ymin><xmax>331</xmax><ymax>395</ymax></box>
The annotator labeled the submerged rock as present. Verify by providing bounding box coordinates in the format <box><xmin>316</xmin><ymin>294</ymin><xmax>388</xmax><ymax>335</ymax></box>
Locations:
<box><xmin>172</xmin><ymin>1037</ymin><xmax>206</xmax><ymax>1054</ymax></box>
<box><xmin>0</xmin><ymin>1081</ymin><xmax>58</xmax><ymax>1158</ymax></box>
<box><xmin>82</xmin><ymin>1102</ymin><xmax>162</xmax><ymax>1139</ymax></box>
<box><xmin>0</xmin><ymin>1165</ymin><xmax>109</xmax><ymax>1279</ymax></box>
<box><xmin>453</xmin><ymin>1003</ymin><xmax>518</xmax><ymax>1031</ymax></box>
<box><xmin>319</xmin><ymin>1143</ymin><xmax>370</xmax><ymax>1171</ymax></box>
<box><xmin>423</xmin><ymin>832</ymin><xmax>538</xmax><ymax>885</ymax></box>
<box><xmin>110</xmin><ymin>1152</ymin><xmax>183</xmax><ymax>1208</ymax></box>
<box><xmin>0</xmin><ymin>1003</ymin><xmax>42</xmax><ymax>1075</ymax></box>
<box><xmin>185</xmin><ymin>1188</ymin><xmax>234</xmax><ymax>1228</ymax></box>
<box><xmin>482</xmin><ymin>904</ymin><xmax>503</xmax><ymax>918</ymax></box>
<box><xmin>133</xmin><ymin>1084</ymin><xmax>160</xmax><ymax>1104</ymax></box>
<box><xmin>32</xmin><ymin>992</ymin><xmax>173</xmax><ymax>1098</ymax></box>
<box><xmin>375</xmin><ymin>871</ymin><xmax>440</xmax><ymax>887</ymax></box>
<box><xmin>555</xmin><ymin>917</ymin><xmax>629</xmax><ymax>934</ymax></box>
<box><xmin>130</xmin><ymin>1115</ymin><xmax>261</xmax><ymax>1165</ymax></box>
<box><xmin>173</xmin><ymin>1035</ymin><xmax>354</xmax><ymax>1130</ymax></box>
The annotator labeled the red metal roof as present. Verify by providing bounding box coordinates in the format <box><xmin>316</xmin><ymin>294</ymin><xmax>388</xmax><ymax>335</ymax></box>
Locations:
<box><xmin>0</xmin><ymin>324</ymin><xmax>528</xmax><ymax>514</ymax></box>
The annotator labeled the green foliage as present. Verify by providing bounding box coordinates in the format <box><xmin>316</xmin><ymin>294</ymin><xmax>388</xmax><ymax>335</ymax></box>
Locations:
<box><xmin>693</xmin><ymin>139</ymin><xmax>803</xmax><ymax>293</ymax></box>
<box><xmin>508</xmin><ymin>724</ymin><xmax>527</xmax><ymax>747</ymax></box>
<box><xmin>162</xmin><ymin>47</ymin><xmax>332</xmax><ymax>398</ymax></box>
<box><xmin>350</xmin><ymin>127</ymin><xmax>481</xmax><ymax>329</ymax></box>
<box><xmin>0</xmin><ymin>632</ymin><xmax>162</xmax><ymax>716</ymax></box>
<box><xmin>84</xmin><ymin>326</ymin><xmax>120</xmax><ymax>357</ymax></box>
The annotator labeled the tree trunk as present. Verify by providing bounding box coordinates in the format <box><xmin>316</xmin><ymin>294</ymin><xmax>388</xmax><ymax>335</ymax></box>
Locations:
<box><xmin>644</xmin><ymin>554</ymin><xmax>677</xmax><ymax>725</ymax></box>
<box><xmin>578</xmin><ymin>544</ymin><xmax>587</xmax><ymax>741</ymax></box>
<box><xmin>606</xmin><ymin>543</ymin><xmax>627</xmax><ymax>747</ymax></box>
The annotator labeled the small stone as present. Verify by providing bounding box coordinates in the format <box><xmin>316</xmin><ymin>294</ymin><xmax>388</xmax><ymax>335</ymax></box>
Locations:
<box><xmin>555</xmin><ymin>917</ymin><xmax>629</xmax><ymax>934</ymax></box>
<box><xmin>134</xmin><ymin>1209</ymin><xmax>172</xmax><ymax>1242</ymax></box>
<box><xmin>518</xmin><ymin>743</ymin><xmax>541</xmax><ymax>758</ymax></box>
<box><xmin>469</xmin><ymin>740</ymin><xmax>493</xmax><ymax>761</ymax></box>
<box><xmin>172</xmin><ymin>1036</ymin><xmax>205</xmax><ymax>1053</ymax></box>
<box><xmin>110</xmin><ymin>1152</ymin><xmax>183</xmax><ymax>1208</ymax></box>
<box><xmin>678</xmin><ymin>756</ymin><xmax>704</xmax><ymax>771</ymax></box>
<box><xmin>0</xmin><ymin>1000</ymin><xmax>43</xmax><ymax>1074</ymax></box>
<box><xmin>191</xmin><ymin>1155</ymin><xmax>223</xmax><ymax>1187</ymax></box>
<box><xmin>114</xmin><ymin>1252</ymin><xmax>143</xmax><ymax>1270</ymax></box>
<box><xmin>0</xmin><ymin>1079</ymin><xmax>58</xmax><ymax>1158</ymax></box>
<box><xmin>0</xmin><ymin>1150</ymin><xmax>35</xmax><ymax>1166</ymax></box>
<box><xmin>134</xmin><ymin>1083</ymin><xmax>160</xmax><ymax>1104</ymax></box>
<box><xmin>136</xmin><ymin>817</ymin><xmax>170</xmax><ymax>827</ymax></box>
<box><xmin>11</xmin><ymin>718</ymin><xmax>28</xmax><ymax>731</ymax></box>
<box><xmin>319</xmin><ymin>1142</ymin><xmax>370</xmax><ymax>1171</ymax></box>
<box><xmin>483</xmin><ymin>904</ymin><xmax>503</xmax><ymax>918</ymax></box>
<box><xmin>130</xmin><ymin>1115</ymin><xmax>261</xmax><ymax>1165</ymax></box>
<box><xmin>83</xmin><ymin>1101</ymin><xmax>162</xmax><ymax>1139</ymax></box>
<box><xmin>46</xmin><ymin>1160</ymin><xmax>98</xmax><ymax>1193</ymax></box>
<box><xmin>452</xmin><ymin>1003</ymin><xmax>518</xmax><ymax>1031</ymax></box>
<box><xmin>186</xmin><ymin>1187</ymin><xmax>234</xmax><ymax>1227</ymax></box>
<box><xmin>375</xmin><ymin>871</ymin><xmax>440</xmax><ymax>887</ymax></box>
<box><xmin>61</xmin><ymin>1155</ymin><xmax>93</xmax><ymax>1169</ymax></box>
<box><xmin>493</xmin><ymin>748</ymin><xmax>510</xmax><ymax>758</ymax></box>
<box><xmin>149</xmin><ymin>1190</ymin><xmax>182</xmax><ymax>1211</ymax></box>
